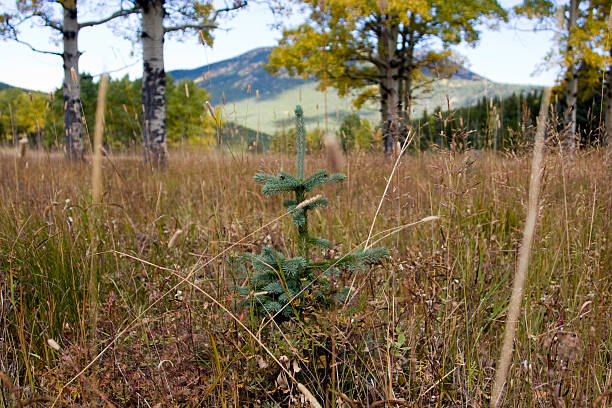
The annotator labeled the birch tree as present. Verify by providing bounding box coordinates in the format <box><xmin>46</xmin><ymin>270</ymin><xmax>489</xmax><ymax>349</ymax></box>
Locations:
<box><xmin>515</xmin><ymin>0</ymin><xmax>611</xmax><ymax>150</ymax></box>
<box><xmin>132</xmin><ymin>0</ymin><xmax>246</xmax><ymax>167</ymax></box>
<box><xmin>0</xmin><ymin>1</ymin><xmax>138</xmax><ymax>160</ymax></box>
<box><xmin>565</xmin><ymin>0</ymin><xmax>579</xmax><ymax>151</ymax></box>
<box><xmin>266</xmin><ymin>0</ymin><xmax>506</xmax><ymax>154</ymax></box>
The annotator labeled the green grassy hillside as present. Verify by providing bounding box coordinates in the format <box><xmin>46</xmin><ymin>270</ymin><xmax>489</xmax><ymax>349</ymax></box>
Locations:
<box><xmin>219</xmin><ymin>79</ymin><xmax>541</xmax><ymax>134</ymax></box>
<box><xmin>0</xmin><ymin>81</ymin><xmax>26</xmax><ymax>92</ymax></box>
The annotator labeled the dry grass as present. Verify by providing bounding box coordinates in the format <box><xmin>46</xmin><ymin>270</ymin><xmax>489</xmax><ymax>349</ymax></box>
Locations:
<box><xmin>0</xmin><ymin>147</ymin><xmax>610</xmax><ymax>407</ymax></box>
<box><xmin>491</xmin><ymin>88</ymin><xmax>551</xmax><ymax>408</ymax></box>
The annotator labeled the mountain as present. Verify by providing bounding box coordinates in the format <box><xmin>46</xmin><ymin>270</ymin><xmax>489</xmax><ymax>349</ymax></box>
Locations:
<box><xmin>171</xmin><ymin>47</ymin><xmax>541</xmax><ymax>134</ymax></box>
<box><xmin>169</xmin><ymin>47</ymin><xmax>310</xmax><ymax>105</ymax></box>
<box><xmin>169</xmin><ymin>47</ymin><xmax>485</xmax><ymax>105</ymax></box>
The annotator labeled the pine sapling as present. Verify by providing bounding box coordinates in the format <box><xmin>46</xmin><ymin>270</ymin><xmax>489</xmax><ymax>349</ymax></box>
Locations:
<box><xmin>237</xmin><ymin>106</ymin><xmax>388</xmax><ymax>319</ymax></box>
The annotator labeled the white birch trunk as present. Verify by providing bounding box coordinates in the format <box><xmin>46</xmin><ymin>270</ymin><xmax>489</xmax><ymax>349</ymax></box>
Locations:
<box><xmin>563</xmin><ymin>0</ymin><xmax>579</xmax><ymax>152</ymax></box>
<box><xmin>63</xmin><ymin>2</ymin><xmax>83</xmax><ymax>160</ymax></box>
<box><xmin>142</xmin><ymin>0</ymin><xmax>167</xmax><ymax>166</ymax></box>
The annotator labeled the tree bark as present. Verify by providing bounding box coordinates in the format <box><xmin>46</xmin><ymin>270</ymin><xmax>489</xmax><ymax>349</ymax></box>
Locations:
<box><xmin>563</xmin><ymin>0</ymin><xmax>579</xmax><ymax>152</ymax></box>
<box><xmin>398</xmin><ymin>25</ymin><xmax>415</xmax><ymax>126</ymax></box>
<box><xmin>380</xmin><ymin>82</ymin><xmax>392</xmax><ymax>153</ymax></box>
<box><xmin>399</xmin><ymin>49</ymin><xmax>414</xmax><ymax>147</ymax></box>
<box><xmin>141</xmin><ymin>0</ymin><xmax>167</xmax><ymax>167</ymax></box>
<box><xmin>63</xmin><ymin>1</ymin><xmax>84</xmax><ymax>160</ymax></box>
<box><xmin>379</xmin><ymin>19</ymin><xmax>401</xmax><ymax>155</ymax></box>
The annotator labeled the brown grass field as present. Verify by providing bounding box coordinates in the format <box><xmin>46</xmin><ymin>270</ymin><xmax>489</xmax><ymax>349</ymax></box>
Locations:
<box><xmin>0</xmin><ymin>147</ymin><xmax>610</xmax><ymax>407</ymax></box>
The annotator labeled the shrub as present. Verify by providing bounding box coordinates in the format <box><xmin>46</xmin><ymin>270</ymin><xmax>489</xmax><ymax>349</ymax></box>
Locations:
<box><xmin>337</xmin><ymin>113</ymin><xmax>374</xmax><ymax>152</ymax></box>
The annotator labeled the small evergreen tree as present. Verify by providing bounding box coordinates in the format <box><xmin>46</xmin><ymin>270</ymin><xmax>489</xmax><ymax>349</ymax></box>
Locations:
<box><xmin>337</xmin><ymin>113</ymin><xmax>360</xmax><ymax>152</ymax></box>
<box><xmin>237</xmin><ymin>106</ymin><xmax>388</xmax><ymax>319</ymax></box>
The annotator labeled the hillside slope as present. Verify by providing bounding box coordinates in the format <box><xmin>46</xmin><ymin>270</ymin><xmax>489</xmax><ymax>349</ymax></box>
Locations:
<box><xmin>170</xmin><ymin>47</ymin><xmax>540</xmax><ymax>134</ymax></box>
<box><xmin>219</xmin><ymin>79</ymin><xmax>540</xmax><ymax>134</ymax></box>
<box><xmin>0</xmin><ymin>81</ymin><xmax>24</xmax><ymax>92</ymax></box>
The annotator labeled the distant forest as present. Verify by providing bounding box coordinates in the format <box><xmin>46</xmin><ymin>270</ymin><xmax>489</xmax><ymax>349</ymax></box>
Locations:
<box><xmin>0</xmin><ymin>74</ymin><xmax>218</xmax><ymax>151</ymax></box>
<box><xmin>410</xmin><ymin>60</ymin><xmax>608</xmax><ymax>151</ymax></box>
<box><xmin>0</xmin><ymin>73</ymin><xmax>607</xmax><ymax>153</ymax></box>
<box><xmin>409</xmin><ymin>76</ymin><xmax>606</xmax><ymax>151</ymax></box>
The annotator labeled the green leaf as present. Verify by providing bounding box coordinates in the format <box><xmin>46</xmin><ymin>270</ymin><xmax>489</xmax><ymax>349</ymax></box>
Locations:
<box><xmin>396</xmin><ymin>333</ymin><xmax>406</xmax><ymax>348</ymax></box>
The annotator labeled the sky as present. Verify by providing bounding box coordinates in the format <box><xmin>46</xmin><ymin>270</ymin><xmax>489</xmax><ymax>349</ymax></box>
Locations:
<box><xmin>0</xmin><ymin>0</ymin><xmax>560</xmax><ymax>93</ymax></box>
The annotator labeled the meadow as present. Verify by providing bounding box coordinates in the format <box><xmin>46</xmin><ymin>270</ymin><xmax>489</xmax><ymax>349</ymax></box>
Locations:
<box><xmin>0</xmin><ymin>147</ymin><xmax>610</xmax><ymax>407</ymax></box>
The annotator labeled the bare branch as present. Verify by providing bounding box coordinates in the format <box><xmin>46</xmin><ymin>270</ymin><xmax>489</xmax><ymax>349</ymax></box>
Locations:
<box><xmin>5</xmin><ymin>11</ymin><xmax>63</xmax><ymax>32</ymax></box>
<box><xmin>211</xmin><ymin>1</ymin><xmax>248</xmax><ymax>20</ymax></box>
<box><xmin>345</xmin><ymin>50</ymin><xmax>385</xmax><ymax>69</ymax></box>
<box><xmin>79</xmin><ymin>7</ymin><xmax>140</xmax><ymax>29</ymax></box>
<box><xmin>164</xmin><ymin>1</ymin><xmax>247</xmax><ymax>34</ymax></box>
<box><xmin>335</xmin><ymin>66</ymin><xmax>381</xmax><ymax>85</ymax></box>
<box><xmin>510</xmin><ymin>24</ymin><xmax>562</xmax><ymax>34</ymax></box>
<box><xmin>90</xmin><ymin>59</ymin><xmax>141</xmax><ymax>78</ymax></box>
<box><xmin>9</xmin><ymin>35</ymin><xmax>62</xmax><ymax>56</ymax></box>
<box><xmin>36</xmin><ymin>12</ymin><xmax>63</xmax><ymax>32</ymax></box>
<box><xmin>164</xmin><ymin>22</ymin><xmax>217</xmax><ymax>34</ymax></box>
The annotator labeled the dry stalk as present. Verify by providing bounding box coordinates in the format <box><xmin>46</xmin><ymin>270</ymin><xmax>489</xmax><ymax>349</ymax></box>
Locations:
<box><xmin>490</xmin><ymin>87</ymin><xmax>551</xmax><ymax>407</ymax></box>
<box><xmin>324</xmin><ymin>132</ymin><xmax>343</xmax><ymax>407</ymax></box>
<box><xmin>364</xmin><ymin>133</ymin><xmax>414</xmax><ymax>249</ymax></box>
<box><xmin>91</xmin><ymin>75</ymin><xmax>109</xmax><ymax>205</ymax></box>
<box><xmin>87</xmin><ymin>74</ymin><xmax>109</xmax><ymax>343</ymax></box>
<box><xmin>18</xmin><ymin>138</ymin><xmax>28</xmax><ymax>158</ymax></box>
<box><xmin>167</xmin><ymin>229</ymin><xmax>183</xmax><ymax>248</ymax></box>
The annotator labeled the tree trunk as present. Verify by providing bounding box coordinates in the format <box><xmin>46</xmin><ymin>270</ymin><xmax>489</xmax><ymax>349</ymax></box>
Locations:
<box><xmin>400</xmin><ymin>61</ymin><xmax>414</xmax><ymax>147</ymax></box>
<box><xmin>380</xmin><ymin>82</ymin><xmax>393</xmax><ymax>154</ymax></box>
<box><xmin>400</xmin><ymin>29</ymin><xmax>415</xmax><ymax>126</ymax></box>
<box><xmin>379</xmin><ymin>20</ymin><xmax>401</xmax><ymax>155</ymax></box>
<box><xmin>142</xmin><ymin>0</ymin><xmax>167</xmax><ymax>167</ymax></box>
<box><xmin>563</xmin><ymin>0</ymin><xmax>579</xmax><ymax>152</ymax></box>
<box><xmin>63</xmin><ymin>2</ymin><xmax>84</xmax><ymax>160</ymax></box>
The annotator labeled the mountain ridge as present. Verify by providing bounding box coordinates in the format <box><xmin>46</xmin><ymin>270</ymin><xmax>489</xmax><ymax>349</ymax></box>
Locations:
<box><xmin>168</xmin><ymin>47</ymin><xmax>487</xmax><ymax>105</ymax></box>
<box><xmin>169</xmin><ymin>47</ymin><xmax>309</xmax><ymax>104</ymax></box>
